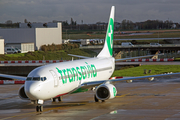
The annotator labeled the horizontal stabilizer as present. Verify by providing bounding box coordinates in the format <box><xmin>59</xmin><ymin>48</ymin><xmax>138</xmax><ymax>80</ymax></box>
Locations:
<box><xmin>115</xmin><ymin>54</ymin><xmax>164</xmax><ymax>62</ymax></box>
<box><xmin>68</xmin><ymin>54</ymin><xmax>91</xmax><ymax>59</ymax></box>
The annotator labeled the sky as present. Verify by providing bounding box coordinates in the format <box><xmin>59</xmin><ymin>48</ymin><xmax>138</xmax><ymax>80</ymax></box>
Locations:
<box><xmin>0</xmin><ymin>0</ymin><xmax>180</xmax><ymax>24</ymax></box>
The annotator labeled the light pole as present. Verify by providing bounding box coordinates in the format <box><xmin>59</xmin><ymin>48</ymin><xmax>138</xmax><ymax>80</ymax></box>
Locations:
<box><xmin>158</xmin><ymin>30</ymin><xmax>159</xmax><ymax>43</ymax></box>
<box><xmin>66</xmin><ymin>29</ymin><xmax>68</xmax><ymax>39</ymax></box>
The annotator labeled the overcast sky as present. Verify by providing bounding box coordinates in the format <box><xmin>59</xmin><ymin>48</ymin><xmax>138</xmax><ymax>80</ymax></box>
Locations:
<box><xmin>0</xmin><ymin>0</ymin><xmax>180</xmax><ymax>24</ymax></box>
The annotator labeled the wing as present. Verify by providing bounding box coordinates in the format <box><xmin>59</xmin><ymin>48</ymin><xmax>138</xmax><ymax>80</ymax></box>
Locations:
<box><xmin>115</xmin><ymin>54</ymin><xmax>164</xmax><ymax>62</ymax></box>
<box><xmin>68</xmin><ymin>54</ymin><xmax>91</xmax><ymax>59</ymax></box>
<box><xmin>69</xmin><ymin>72</ymin><xmax>180</xmax><ymax>94</ymax></box>
<box><xmin>0</xmin><ymin>73</ymin><xmax>26</xmax><ymax>80</ymax></box>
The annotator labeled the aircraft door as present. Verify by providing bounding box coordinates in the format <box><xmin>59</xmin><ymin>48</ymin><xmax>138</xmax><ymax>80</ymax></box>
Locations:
<box><xmin>49</xmin><ymin>70</ymin><xmax>59</xmax><ymax>87</ymax></box>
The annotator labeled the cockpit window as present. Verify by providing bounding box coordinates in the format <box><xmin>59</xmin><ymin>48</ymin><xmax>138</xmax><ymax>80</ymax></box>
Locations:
<box><xmin>26</xmin><ymin>77</ymin><xmax>47</xmax><ymax>81</ymax></box>
<box><xmin>40</xmin><ymin>77</ymin><xmax>47</xmax><ymax>81</ymax></box>
<box><xmin>26</xmin><ymin>77</ymin><xmax>32</xmax><ymax>81</ymax></box>
<box><xmin>32</xmin><ymin>77</ymin><xmax>40</xmax><ymax>81</ymax></box>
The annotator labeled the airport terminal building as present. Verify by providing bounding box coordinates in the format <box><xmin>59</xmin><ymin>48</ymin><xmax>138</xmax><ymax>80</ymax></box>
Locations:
<box><xmin>0</xmin><ymin>22</ymin><xmax>62</xmax><ymax>53</ymax></box>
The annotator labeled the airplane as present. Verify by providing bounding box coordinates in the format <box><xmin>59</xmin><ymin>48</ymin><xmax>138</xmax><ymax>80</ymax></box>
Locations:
<box><xmin>0</xmin><ymin>6</ymin><xmax>180</xmax><ymax>112</ymax></box>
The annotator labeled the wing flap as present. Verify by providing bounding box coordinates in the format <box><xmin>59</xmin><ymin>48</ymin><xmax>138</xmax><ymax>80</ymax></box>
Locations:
<box><xmin>69</xmin><ymin>72</ymin><xmax>180</xmax><ymax>94</ymax></box>
<box><xmin>115</xmin><ymin>54</ymin><xmax>164</xmax><ymax>62</ymax></box>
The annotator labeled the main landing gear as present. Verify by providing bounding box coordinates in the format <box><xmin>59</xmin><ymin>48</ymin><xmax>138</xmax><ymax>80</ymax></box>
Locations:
<box><xmin>52</xmin><ymin>96</ymin><xmax>63</xmax><ymax>102</ymax></box>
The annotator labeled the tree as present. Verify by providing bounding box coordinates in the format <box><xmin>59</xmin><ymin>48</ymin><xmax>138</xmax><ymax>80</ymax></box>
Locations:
<box><xmin>121</xmin><ymin>19</ymin><xmax>134</xmax><ymax>30</ymax></box>
<box><xmin>5</xmin><ymin>20</ymin><xmax>12</xmax><ymax>24</ymax></box>
<box><xmin>62</xmin><ymin>20</ymin><xmax>69</xmax><ymax>26</ymax></box>
<box><xmin>121</xmin><ymin>19</ymin><xmax>127</xmax><ymax>30</ymax></box>
<box><xmin>24</xmin><ymin>19</ymin><xmax>28</xmax><ymax>23</ymax></box>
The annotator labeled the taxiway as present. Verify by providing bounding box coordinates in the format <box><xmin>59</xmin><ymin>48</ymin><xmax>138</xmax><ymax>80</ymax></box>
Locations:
<box><xmin>0</xmin><ymin>76</ymin><xmax>180</xmax><ymax>120</ymax></box>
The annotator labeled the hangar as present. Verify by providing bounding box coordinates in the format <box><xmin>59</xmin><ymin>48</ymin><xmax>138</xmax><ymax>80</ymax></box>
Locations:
<box><xmin>0</xmin><ymin>38</ymin><xmax>4</xmax><ymax>54</ymax></box>
<box><xmin>0</xmin><ymin>22</ymin><xmax>62</xmax><ymax>53</ymax></box>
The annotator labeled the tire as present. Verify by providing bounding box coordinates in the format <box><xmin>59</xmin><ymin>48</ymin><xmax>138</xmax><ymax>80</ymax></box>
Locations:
<box><xmin>102</xmin><ymin>100</ymin><xmax>105</xmax><ymax>102</ymax></box>
<box><xmin>40</xmin><ymin>106</ymin><xmax>43</xmax><ymax>112</ymax></box>
<box><xmin>52</xmin><ymin>98</ymin><xmax>56</xmax><ymax>102</ymax></box>
<box><xmin>58</xmin><ymin>96</ymin><xmax>62</xmax><ymax>102</ymax></box>
<box><xmin>36</xmin><ymin>105</ymin><xmax>43</xmax><ymax>112</ymax></box>
<box><xmin>94</xmin><ymin>95</ymin><xmax>99</xmax><ymax>102</ymax></box>
<box><xmin>36</xmin><ymin>106</ymin><xmax>39</xmax><ymax>112</ymax></box>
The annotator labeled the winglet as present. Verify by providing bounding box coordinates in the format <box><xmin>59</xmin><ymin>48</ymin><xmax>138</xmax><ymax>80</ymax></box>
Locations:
<box><xmin>97</xmin><ymin>6</ymin><xmax>115</xmax><ymax>58</ymax></box>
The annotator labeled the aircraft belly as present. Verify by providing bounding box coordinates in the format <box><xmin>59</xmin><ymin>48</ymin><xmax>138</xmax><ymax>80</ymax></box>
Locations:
<box><xmin>52</xmin><ymin>80</ymin><xmax>80</xmax><ymax>98</ymax></box>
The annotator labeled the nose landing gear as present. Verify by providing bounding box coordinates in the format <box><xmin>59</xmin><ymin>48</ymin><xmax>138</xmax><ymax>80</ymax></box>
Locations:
<box><xmin>32</xmin><ymin>99</ymin><xmax>44</xmax><ymax>112</ymax></box>
<box><xmin>36</xmin><ymin>105</ymin><xmax>43</xmax><ymax>112</ymax></box>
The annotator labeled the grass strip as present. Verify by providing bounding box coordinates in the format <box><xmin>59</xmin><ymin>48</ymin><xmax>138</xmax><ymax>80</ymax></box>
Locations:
<box><xmin>112</xmin><ymin>65</ymin><xmax>180</xmax><ymax>77</ymax></box>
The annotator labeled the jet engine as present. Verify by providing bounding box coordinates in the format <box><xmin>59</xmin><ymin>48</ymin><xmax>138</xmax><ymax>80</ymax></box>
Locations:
<box><xmin>95</xmin><ymin>83</ymin><xmax>117</xmax><ymax>101</ymax></box>
<box><xmin>18</xmin><ymin>85</ymin><xmax>29</xmax><ymax>100</ymax></box>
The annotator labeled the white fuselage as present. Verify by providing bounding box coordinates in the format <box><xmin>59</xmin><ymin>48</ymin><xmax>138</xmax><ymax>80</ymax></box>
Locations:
<box><xmin>25</xmin><ymin>57</ymin><xmax>115</xmax><ymax>100</ymax></box>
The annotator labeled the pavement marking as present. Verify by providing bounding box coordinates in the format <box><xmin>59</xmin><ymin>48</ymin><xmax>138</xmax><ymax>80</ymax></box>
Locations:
<box><xmin>1</xmin><ymin>111</ymin><xmax>37</xmax><ymax>120</ymax></box>
<box><xmin>0</xmin><ymin>105</ymin><xmax>71</xmax><ymax>120</ymax></box>
<box><xmin>116</xmin><ymin>93</ymin><xmax>130</xmax><ymax>97</ymax></box>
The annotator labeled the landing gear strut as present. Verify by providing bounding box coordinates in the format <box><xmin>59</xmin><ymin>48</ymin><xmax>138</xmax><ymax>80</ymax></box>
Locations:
<box><xmin>36</xmin><ymin>105</ymin><xmax>43</xmax><ymax>112</ymax></box>
<box><xmin>35</xmin><ymin>99</ymin><xmax>44</xmax><ymax>112</ymax></box>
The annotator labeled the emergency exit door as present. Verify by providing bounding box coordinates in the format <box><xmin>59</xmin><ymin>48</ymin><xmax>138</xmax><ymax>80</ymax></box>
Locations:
<box><xmin>49</xmin><ymin>70</ymin><xmax>59</xmax><ymax>87</ymax></box>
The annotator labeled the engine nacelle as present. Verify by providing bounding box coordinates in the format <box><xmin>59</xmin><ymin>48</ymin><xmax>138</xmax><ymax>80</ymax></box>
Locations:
<box><xmin>95</xmin><ymin>83</ymin><xmax>117</xmax><ymax>101</ymax></box>
<box><xmin>18</xmin><ymin>85</ymin><xmax>29</xmax><ymax>100</ymax></box>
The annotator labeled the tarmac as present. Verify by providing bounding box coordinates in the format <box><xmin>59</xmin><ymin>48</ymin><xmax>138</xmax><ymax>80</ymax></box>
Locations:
<box><xmin>116</xmin><ymin>61</ymin><xmax>180</xmax><ymax>65</ymax></box>
<box><xmin>0</xmin><ymin>76</ymin><xmax>180</xmax><ymax>120</ymax></box>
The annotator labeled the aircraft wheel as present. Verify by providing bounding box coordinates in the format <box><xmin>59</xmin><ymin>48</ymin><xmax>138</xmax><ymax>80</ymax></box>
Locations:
<box><xmin>52</xmin><ymin>98</ymin><xmax>56</xmax><ymax>102</ymax></box>
<box><xmin>94</xmin><ymin>95</ymin><xmax>99</xmax><ymax>102</ymax></box>
<box><xmin>36</xmin><ymin>105</ymin><xmax>43</xmax><ymax>112</ymax></box>
<box><xmin>36</xmin><ymin>106</ymin><xmax>39</xmax><ymax>112</ymax></box>
<box><xmin>58</xmin><ymin>96</ymin><xmax>62</xmax><ymax>102</ymax></box>
<box><xmin>102</xmin><ymin>100</ymin><xmax>105</xmax><ymax>102</ymax></box>
<box><xmin>39</xmin><ymin>105</ymin><xmax>43</xmax><ymax>112</ymax></box>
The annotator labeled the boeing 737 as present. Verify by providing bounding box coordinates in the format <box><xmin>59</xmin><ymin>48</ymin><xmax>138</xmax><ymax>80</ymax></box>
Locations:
<box><xmin>0</xmin><ymin>6</ymin><xmax>180</xmax><ymax>112</ymax></box>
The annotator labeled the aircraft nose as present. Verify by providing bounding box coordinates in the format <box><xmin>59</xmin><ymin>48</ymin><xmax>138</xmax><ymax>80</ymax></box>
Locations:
<box><xmin>25</xmin><ymin>82</ymin><xmax>41</xmax><ymax>100</ymax></box>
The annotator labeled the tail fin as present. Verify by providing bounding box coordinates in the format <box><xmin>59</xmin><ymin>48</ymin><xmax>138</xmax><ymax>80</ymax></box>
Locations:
<box><xmin>97</xmin><ymin>6</ymin><xmax>115</xmax><ymax>57</ymax></box>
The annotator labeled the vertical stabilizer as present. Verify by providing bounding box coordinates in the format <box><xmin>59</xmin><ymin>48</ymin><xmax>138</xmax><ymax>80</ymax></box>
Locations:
<box><xmin>97</xmin><ymin>6</ymin><xmax>115</xmax><ymax>57</ymax></box>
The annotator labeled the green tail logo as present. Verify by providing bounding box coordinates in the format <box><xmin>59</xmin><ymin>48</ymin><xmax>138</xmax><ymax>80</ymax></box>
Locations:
<box><xmin>113</xmin><ymin>87</ymin><xmax>117</xmax><ymax>97</ymax></box>
<box><xmin>106</xmin><ymin>18</ymin><xmax>114</xmax><ymax>56</ymax></box>
<box><xmin>97</xmin><ymin>6</ymin><xmax>114</xmax><ymax>58</ymax></box>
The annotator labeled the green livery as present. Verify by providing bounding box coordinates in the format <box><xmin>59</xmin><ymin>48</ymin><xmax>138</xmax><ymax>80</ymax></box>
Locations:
<box><xmin>56</xmin><ymin>62</ymin><xmax>97</xmax><ymax>84</ymax></box>
<box><xmin>97</xmin><ymin>6</ymin><xmax>114</xmax><ymax>58</ymax></box>
<box><xmin>113</xmin><ymin>87</ymin><xmax>117</xmax><ymax>97</ymax></box>
<box><xmin>106</xmin><ymin>18</ymin><xmax>114</xmax><ymax>56</ymax></box>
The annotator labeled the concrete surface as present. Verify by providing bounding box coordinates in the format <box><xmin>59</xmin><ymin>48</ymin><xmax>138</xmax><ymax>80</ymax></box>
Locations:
<box><xmin>0</xmin><ymin>76</ymin><xmax>180</xmax><ymax>120</ymax></box>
